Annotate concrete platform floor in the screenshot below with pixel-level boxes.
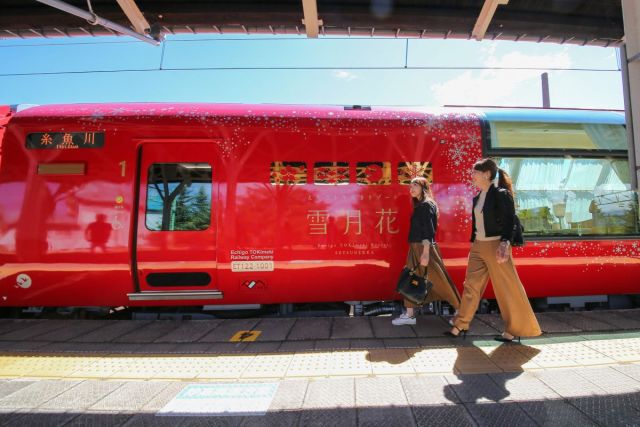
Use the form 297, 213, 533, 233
0, 310, 638, 426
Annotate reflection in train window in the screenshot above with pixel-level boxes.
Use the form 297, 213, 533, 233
398, 162, 432, 185
145, 163, 212, 231
356, 162, 391, 185
314, 162, 349, 185
498, 157, 640, 237
270, 161, 307, 185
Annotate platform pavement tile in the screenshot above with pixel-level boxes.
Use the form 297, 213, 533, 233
515, 344, 579, 368
89, 381, 171, 411
298, 407, 357, 427
465, 319, 501, 337
250, 318, 296, 342
276, 340, 316, 353
133, 343, 180, 354
0, 320, 69, 341
2, 356, 79, 379
0, 380, 35, 399
407, 347, 459, 374
383, 338, 421, 349
453, 347, 503, 374
136, 381, 186, 411
412, 404, 476, 427
410, 315, 451, 338
358, 406, 416, 427
285, 318, 332, 341
330, 317, 374, 340
545, 341, 617, 366
266, 379, 308, 411
532, 369, 608, 398
164, 343, 213, 354
302, 377, 355, 409
176, 415, 245, 427
356, 376, 408, 407
35, 320, 112, 342
0, 410, 78, 427
582, 310, 640, 330
533, 313, 582, 333
0, 379, 81, 409
474, 314, 505, 333
478, 345, 542, 372
370, 316, 417, 338
466, 401, 537, 427
240, 342, 282, 354
151, 357, 208, 380
349, 339, 386, 350
568, 394, 640, 426
153, 320, 223, 343
108, 359, 167, 379
66, 357, 130, 379
197, 319, 261, 343
401, 375, 459, 405
366, 349, 416, 375
39, 380, 125, 410
581, 338, 640, 363
444, 373, 511, 404
239, 410, 300, 427
314, 339, 350, 350
0, 320, 35, 336
38, 342, 113, 354
546, 312, 618, 332
574, 366, 640, 394
63, 412, 134, 427
241, 354, 293, 379
517, 400, 598, 427
328, 350, 372, 376
613, 363, 640, 382
0, 340, 50, 353
121, 413, 190, 427
285, 352, 333, 377
487, 372, 560, 401
206, 342, 249, 354
70, 321, 152, 343
195, 355, 255, 379
112, 321, 184, 343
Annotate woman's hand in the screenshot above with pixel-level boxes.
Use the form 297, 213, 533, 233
419, 250, 430, 267
496, 241, 510, 264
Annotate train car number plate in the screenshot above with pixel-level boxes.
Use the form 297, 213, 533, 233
231, 261, 274, 272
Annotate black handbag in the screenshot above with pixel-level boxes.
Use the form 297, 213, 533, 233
512, 215, 525, 247
396, 267, 434, 306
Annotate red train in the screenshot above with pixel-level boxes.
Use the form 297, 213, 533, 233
0, 103, 638, 312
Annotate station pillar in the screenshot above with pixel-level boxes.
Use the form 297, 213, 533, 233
622, 0, 640, 191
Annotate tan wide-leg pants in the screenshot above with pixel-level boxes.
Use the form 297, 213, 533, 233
453, 240, 541, 337
404, 242, 461, 310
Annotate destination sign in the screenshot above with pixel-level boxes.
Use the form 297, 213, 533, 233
26, 132, 105, 149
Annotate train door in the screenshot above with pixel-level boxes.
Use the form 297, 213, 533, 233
130, 142, 221, 302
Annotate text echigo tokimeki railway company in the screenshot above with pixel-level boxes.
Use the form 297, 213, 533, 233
0, 103, 638, 316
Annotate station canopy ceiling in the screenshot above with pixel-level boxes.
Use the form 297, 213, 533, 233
0, 0, 624, 47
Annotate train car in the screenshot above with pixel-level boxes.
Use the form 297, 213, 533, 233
0, 103, 638, 312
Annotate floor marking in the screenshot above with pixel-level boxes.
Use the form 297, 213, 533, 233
230, 330, 261, 342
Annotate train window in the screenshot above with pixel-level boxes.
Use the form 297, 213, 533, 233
398, 162, 432, 185
270, 161, 307, 185
498, 157, 640, 237
489, 122, 627, 150
145, 163, 212, 231
314, 162, 349, 185
356, 162, 391, 185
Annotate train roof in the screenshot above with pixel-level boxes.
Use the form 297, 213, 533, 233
9, 103, 626, 125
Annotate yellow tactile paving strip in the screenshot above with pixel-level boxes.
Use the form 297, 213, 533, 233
0, 335, 639, 381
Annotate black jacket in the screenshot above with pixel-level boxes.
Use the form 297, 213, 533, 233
470, 185, 516, 243
408, 200, 438, 243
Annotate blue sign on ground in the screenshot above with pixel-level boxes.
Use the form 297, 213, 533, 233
158, 382, 279, 416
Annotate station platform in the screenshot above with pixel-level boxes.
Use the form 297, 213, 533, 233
0, 309, 639, 426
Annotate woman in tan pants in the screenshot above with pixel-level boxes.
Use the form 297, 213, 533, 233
446, 159, 541, 342
392, 177, 461, 326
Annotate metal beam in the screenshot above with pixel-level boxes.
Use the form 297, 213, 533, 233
622, 0, 640, 191
301, 0, 323, 38
116, 0, 150, 35
472, 0, 509, 41
35, 0, 159, 45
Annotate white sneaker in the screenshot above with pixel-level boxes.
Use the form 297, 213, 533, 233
392, 313, 416, 326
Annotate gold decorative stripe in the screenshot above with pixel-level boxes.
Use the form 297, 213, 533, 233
37, 163, 86, 175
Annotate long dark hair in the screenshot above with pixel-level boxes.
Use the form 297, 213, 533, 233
411, 177, 438, 215
473, 158, 514, 196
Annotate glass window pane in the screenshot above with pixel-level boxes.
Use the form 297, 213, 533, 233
270, 161, 307, 185
356, 162, 391, 185
490, 122, 627, 150
498, 157, 639, 237
145, 163, 212, 231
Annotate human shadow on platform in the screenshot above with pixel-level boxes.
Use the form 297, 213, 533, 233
443, 344, 541, 404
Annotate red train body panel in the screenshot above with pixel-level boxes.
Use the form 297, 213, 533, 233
0, 103, 638, 308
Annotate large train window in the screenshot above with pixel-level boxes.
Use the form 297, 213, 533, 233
270, 161, 307, 185
489, 122, 627, 150
145, 163, 212, 231
398, 162, 432, 185
498, 157, 639, 237
356, 162, 391, 185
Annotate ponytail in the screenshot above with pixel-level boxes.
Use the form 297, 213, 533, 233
497, 168, 514, 196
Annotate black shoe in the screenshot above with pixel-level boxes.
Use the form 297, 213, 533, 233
494, 334, 520, 343
443, 326, 468, 340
